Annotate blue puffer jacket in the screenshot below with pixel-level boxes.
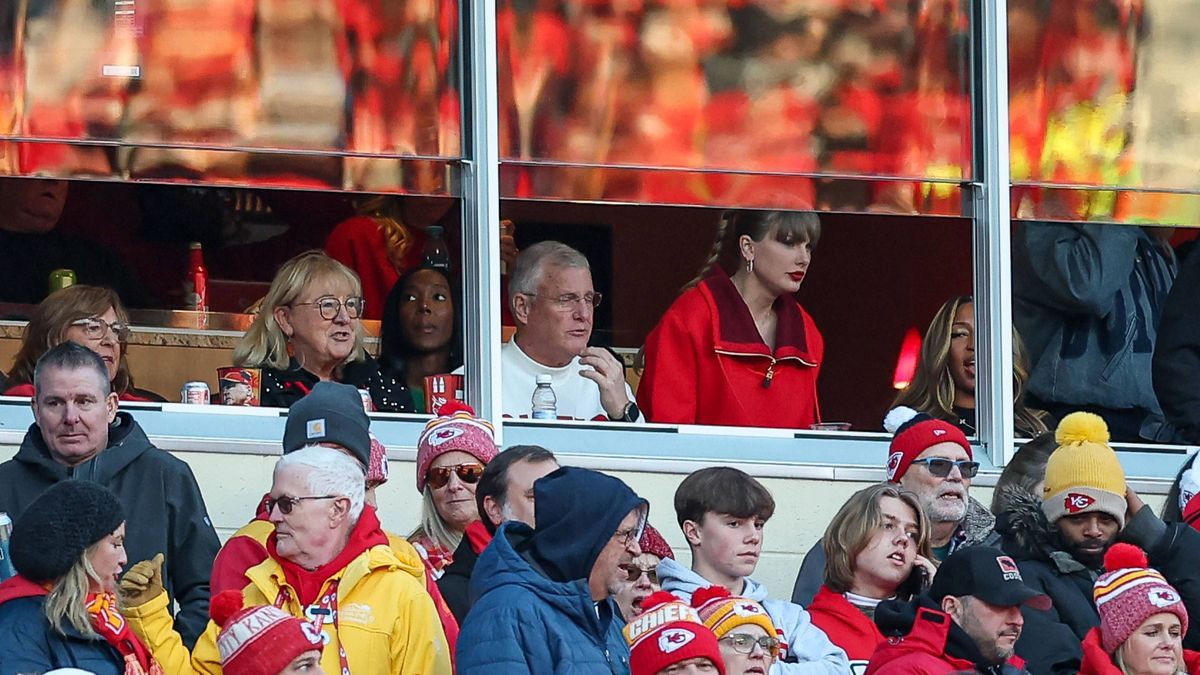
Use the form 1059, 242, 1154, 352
0, 595, 125, 675
457, 467, 647, 675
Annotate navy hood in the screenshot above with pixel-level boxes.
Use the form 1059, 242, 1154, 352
520, 466, 647, 584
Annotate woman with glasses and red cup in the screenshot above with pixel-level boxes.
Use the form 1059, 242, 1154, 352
4, 284, 164, 401
410, 401, 499, 578
613, 523, 675, 621
233, 250, 413, 411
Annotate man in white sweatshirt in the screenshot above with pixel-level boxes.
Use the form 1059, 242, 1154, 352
501, 241, 643, 423
660, 466, 850, 675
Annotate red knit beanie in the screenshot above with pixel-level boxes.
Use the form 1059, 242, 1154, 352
211, 590, 325, 675
639, 523, 675, 561
415, 401, 499, 492
883, 406, 972, 482
625, 592, 725, 675
1093, 544, 1189, 654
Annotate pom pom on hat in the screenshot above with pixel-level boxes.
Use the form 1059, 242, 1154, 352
882, 406, 971, 482
438, 400, 475, 417
1093, 544, 1187, 654
884, 406, 921, 434
691, 585, 731, 608
210, 590, 246, 627
1056, 412, 1110, 446
1042, 411, 1126, 527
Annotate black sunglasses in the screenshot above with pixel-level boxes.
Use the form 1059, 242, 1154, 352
426, 463, 484, 489
265, 495, 337, 515
910, 458, 980, 478
619, 564, 658, 584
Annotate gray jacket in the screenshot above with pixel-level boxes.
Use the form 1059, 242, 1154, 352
1013, 221, 1175, 414
791, 496, 995, 606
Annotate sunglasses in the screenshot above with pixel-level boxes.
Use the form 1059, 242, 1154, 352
619, 564, 658, 584
720, 634, 781, 658
426, 463, 484, 489
910, 458, 980, 479
265, 495, 337, 515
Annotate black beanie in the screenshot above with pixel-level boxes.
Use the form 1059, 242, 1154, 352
282, 381, 371, 470
11, 480, 125, 583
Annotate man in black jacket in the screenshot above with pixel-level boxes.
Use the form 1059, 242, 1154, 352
995, 412, 1200, 675
0, 342, 219, 647
437, 444, 558, 622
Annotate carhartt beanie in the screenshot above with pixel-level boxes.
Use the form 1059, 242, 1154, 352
11, 480, 124, 583
1042, 412, 1127, 527
283, 381, 371, 470
1093, 544, 1187, 654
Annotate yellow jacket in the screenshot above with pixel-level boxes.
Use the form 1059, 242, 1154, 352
124, 543, 452, 675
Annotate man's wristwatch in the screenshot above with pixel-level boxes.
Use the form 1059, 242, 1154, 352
619, 401, 641, 423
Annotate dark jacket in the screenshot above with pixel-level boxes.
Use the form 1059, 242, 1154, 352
793, 496, 996, 606
259, 355, 414, 412
1153, 243, 1200, 443
438, 531, 481, 624
456, 467, 646, 674
0, 578, 125, 675
867, 595, 1032, 675
0, 412, 220, 648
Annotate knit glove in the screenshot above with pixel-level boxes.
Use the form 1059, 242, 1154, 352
119, 553, 165, 608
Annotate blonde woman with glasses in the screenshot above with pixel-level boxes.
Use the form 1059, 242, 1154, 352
234, 250, 413, 411
4, 284, 163, 401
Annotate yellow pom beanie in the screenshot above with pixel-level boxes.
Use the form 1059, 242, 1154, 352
1042, 412, 1127, 527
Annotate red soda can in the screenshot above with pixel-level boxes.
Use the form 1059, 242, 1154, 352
358, 389, 375, 412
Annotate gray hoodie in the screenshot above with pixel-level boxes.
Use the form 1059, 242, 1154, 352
657, 558, 849, 675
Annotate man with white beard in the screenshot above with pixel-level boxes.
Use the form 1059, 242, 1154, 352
792, 407, 995, 605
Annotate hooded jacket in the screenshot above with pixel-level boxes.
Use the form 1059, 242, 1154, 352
638, 269, 824, 428
1153, 244, 1200, 444
123, 507, 452, 675
658, 557, 850, 675
456, 467, 647, 675
867, 595, 1032, 675
0, 412, 219, 648
793, 496, 996, 606
0, 576, 126, 674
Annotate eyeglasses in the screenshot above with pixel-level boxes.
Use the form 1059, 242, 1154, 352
619, 564, 657, 584
910, 458, 980, 479
425, 463, 484, 489
265, 495, 338, 515
527, 292, 602, 312
292, 296, 365, 320
612, 522, 645, 549
70, 317, 130, 342
720, 634, 781, 658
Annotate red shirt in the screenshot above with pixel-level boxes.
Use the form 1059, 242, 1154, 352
638, 269, 823, 428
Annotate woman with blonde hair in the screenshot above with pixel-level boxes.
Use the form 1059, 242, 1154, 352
0, 481, 163, 674
807, 483, 936, 670
892, 295, 1047, 437
4, 284, 162, 401
233, 250, 412, 411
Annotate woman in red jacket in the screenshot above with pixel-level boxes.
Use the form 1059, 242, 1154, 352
638, 209, 824, 428
807, 484, 936, 670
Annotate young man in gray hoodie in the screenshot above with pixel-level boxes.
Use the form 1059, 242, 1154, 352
658, 466, 849, 675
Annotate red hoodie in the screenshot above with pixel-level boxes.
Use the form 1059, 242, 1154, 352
808, 586, 886, 668
1079, 627, 1200, 675
866, 605, 1027, 675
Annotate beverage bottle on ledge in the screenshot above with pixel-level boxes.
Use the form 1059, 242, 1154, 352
531, 374, 557, 420
185, 241, 209, 312
422, 225, 451, 271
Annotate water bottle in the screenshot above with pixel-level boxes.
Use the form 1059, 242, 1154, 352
0, 512, 15, 581
422, 225, 451, 271
531, 374, 557, 420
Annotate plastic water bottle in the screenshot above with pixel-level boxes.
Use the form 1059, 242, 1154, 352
531, 374, 557, 420
422, 225, 451, 271
0, 512, 14, 581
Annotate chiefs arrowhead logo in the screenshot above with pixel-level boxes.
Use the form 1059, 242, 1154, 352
733, 603, 762, 617
658, 628, 695, 654
886, 452, 905, 481
429, 427, 465, 447
1149, 589, 1180, 608
933, 429, 946, 436
1064, 493, 1095, 513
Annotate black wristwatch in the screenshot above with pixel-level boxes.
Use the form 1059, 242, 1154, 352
619, 401, 641, 423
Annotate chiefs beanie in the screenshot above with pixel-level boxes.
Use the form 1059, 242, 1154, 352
882, 406, 972, 482
1093, 544, 1187, 654
1042, 412, 1127, 528
624, 591, 724, 675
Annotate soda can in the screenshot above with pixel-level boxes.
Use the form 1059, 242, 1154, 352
358, 388, 375, 412
0, 512, 15, 581
181, 381, 211, 405
49, 268, 77, 293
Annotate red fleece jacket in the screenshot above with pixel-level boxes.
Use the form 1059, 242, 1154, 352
808, 586, 886, 667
